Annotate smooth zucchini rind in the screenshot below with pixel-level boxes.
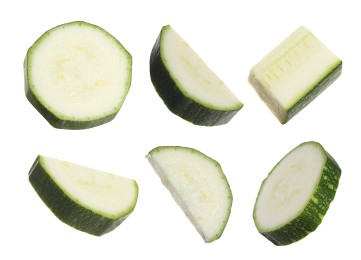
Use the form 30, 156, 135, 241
150, 25, 243, 126
146, 146, 232, 242
253, 141, 341, 245
249, 26, 342, 124
29, 155, 138, 236
24, 21, 132, 129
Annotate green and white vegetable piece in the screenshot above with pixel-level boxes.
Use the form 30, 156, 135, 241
150, 25, 243, 126
24, 21, 132, 129
29, 155, 138, 236
253, 141, 341, 245
248, 26, 342, 124
146, 146, 232, 242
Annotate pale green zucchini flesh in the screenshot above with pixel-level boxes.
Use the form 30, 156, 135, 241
146, 146, 232, 242
29, 155, 138, 236
150, 25, 243, 126
253, 141, 341, 245
249, 26, 342, 124
24, 21, 132, 129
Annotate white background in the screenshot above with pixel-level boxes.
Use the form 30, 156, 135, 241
1, 0, 358, 259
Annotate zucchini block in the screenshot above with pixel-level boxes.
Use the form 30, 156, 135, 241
248, 26, 342, 124
146, 146, 232, 242
29, 155, 138, 236
253, 141, 341, 245
150, 25, 243, 126
24, 21, 132, 129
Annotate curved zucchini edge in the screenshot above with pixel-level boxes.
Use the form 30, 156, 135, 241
149, 28, 242, 126
24, 21, 132, 130
24, 65, 118, 130
253, 142, 341, 245
147, 146, 233, 242
29, 155, 138, 236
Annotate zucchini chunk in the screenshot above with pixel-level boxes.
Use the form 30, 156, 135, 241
150, 25, 243, 126
24, 21, 132, 129
253, 141, 341, 245
29, 155, 138, 236
146, 146, 232, 242
248, 26, 342, 124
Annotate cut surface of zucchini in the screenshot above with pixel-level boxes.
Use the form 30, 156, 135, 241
150, 25, 243, 126
253, 141, 341, 245
249, 26, 342, 124
24, 21, 132, 129
146, 146, 232, 242
29, 155, 138, 236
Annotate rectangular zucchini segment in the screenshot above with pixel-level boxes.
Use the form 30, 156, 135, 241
249, 26, 342, 124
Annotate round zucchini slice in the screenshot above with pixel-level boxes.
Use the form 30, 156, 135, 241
253, 141, 341, 245
24, 21, 132, 129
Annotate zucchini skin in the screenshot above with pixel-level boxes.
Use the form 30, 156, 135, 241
24, 21, 132, 130
249, 61, 342, 125
24, 60, 117, 130
28, 156, 136, 236
149, 27, 242, 126
286, 61, 343, 123
147, 146, 233, 243
254, 142, 341, 246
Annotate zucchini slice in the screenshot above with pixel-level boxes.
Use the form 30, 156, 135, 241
253, 141, 341, 245
146, 146, 232, 242
24, 21, 132, 129
248, 26, 342, 124
150, 25, 243, 126
29, 155, 138, 236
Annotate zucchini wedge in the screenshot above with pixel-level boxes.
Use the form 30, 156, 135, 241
24, 21, 132, 129
150, 25, 243, 126
248, 26, 342, 124
253, 141, 341, 245
146, 146, 232, 242
29, 155, 138, 236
